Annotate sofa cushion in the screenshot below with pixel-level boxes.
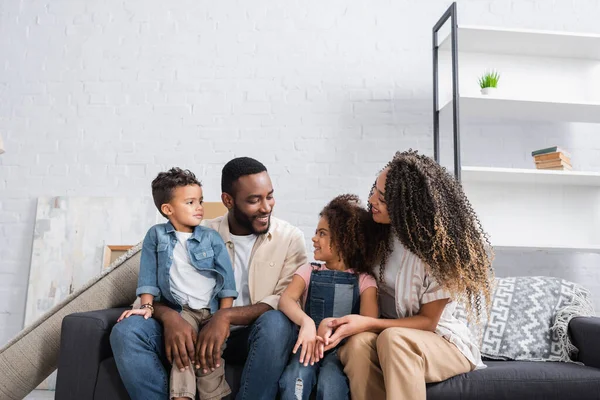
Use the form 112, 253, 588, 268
427, 360, 600, 400
455, 276, 595, 362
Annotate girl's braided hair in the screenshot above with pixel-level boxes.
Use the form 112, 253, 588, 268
369, 150, 494, 321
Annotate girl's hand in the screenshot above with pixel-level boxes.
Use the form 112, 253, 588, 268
324, 314, 373, 351
314, 336, 325, 362
117, 307, 152, 322
294, 318, 317, 366
317, 317, 335, 347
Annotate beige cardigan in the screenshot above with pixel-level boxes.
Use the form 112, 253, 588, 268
202, 213, 307, 310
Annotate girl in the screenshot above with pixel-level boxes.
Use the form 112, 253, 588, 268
325, 150, 495, 400
278, 195, 379, 400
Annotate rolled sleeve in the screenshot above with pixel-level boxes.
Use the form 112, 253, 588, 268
136, 285, 160, 298
218, 289, 239, 299
259, 294, 280, 310
421, 273, 452, 304
137, 227, 162, 299
209, 229, 238, 299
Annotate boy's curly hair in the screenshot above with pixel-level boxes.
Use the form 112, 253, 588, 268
152, 167, 202, 218
369, 150, 494, 322
319, 194, 379, 276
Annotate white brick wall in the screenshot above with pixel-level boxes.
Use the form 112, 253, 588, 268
2, 0, 600, 345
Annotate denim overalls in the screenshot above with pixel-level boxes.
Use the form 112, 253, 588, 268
279, 264, 360, 400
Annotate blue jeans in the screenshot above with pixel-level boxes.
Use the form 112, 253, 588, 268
110, 310, 295, 400
279, 349, 349, 400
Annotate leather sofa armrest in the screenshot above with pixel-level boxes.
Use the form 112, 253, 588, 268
55, 308, 128, 400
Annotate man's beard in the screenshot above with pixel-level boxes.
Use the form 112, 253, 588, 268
232, 203, 270, 235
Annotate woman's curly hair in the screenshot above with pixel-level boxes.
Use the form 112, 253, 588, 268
370, 150, 494, 322
319, 194, 379, 276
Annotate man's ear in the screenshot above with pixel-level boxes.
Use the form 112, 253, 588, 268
161, 203, 172, 216
221, 192, 234, 210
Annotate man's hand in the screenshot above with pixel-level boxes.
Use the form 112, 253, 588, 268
195, 311, 231, 373
163, 312, 196, 372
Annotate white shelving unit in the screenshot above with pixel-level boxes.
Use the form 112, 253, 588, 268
489, 243, 600, 254
439, 25, 600, 60
435, 20, 600, 253
439, 96, 600, 124
461, 166, 600, 186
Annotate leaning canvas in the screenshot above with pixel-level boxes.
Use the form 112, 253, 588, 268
25, 196, 160, 390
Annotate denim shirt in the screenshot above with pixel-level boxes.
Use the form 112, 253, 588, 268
136, 221, 238, 313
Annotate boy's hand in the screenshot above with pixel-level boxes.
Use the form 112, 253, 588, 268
117, 307, 152, 322
294, 318, 317, 367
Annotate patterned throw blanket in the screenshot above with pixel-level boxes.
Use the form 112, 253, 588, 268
455, 276, 595, 363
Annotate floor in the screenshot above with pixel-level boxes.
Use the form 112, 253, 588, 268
24, 390, 54, 399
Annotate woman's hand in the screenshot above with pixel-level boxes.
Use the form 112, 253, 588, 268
314, 317, 334, 360
117, 307, 152, 322
294, 318, 318, 366
324, 314, 374, 351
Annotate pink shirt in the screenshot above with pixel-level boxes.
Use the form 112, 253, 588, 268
294, 263, 377, 306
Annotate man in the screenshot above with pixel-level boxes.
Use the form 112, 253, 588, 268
110, 157, 307, 399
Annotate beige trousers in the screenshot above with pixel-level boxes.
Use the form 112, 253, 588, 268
170, 307, 231, 400
338, 327, 473, 400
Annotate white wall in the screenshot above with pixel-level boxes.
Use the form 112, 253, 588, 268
2, 0, 600, 346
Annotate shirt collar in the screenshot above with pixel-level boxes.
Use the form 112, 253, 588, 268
165, 220, 202, 240
165, 221, 176, 234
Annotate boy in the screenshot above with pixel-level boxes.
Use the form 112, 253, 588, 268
118, 167, 237, 400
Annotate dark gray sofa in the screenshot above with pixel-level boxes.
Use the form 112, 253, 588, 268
55, 308, 600, 400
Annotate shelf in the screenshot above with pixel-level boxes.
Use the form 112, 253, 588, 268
492, 243, 600, 253
461, 166, 600, 186
439, 25, 600, 60
439, 96, 600, 124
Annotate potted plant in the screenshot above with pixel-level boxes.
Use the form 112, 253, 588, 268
478, 70, 500, 95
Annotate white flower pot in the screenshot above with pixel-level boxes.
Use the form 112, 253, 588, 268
480, 87, 497, 95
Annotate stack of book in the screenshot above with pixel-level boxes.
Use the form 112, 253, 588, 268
531, 146, 572, 170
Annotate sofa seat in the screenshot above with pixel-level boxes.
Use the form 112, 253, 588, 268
56, 308, 600, 400
427, 360, 600, 400
88, 357, 600, 400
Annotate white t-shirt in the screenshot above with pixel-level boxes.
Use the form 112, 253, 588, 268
230, 233, 257, 308
169, 231, 216, 310
375, 237, 485, 369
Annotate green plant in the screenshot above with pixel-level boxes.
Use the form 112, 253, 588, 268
478, 70, 500, 89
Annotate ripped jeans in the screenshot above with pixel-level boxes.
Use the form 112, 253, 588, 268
278, 348, 349, 400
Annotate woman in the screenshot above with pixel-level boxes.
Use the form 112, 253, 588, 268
322, 150, 494, 400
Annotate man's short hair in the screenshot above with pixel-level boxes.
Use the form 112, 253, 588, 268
221, 157, 267, 195
152, 167, 202, 217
